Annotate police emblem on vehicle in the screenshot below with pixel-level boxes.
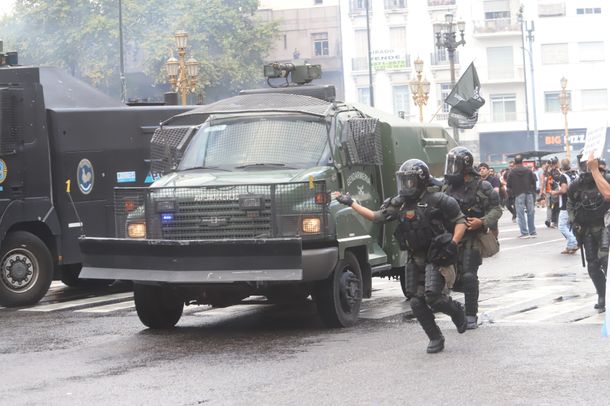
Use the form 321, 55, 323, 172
77, 158, 94, 195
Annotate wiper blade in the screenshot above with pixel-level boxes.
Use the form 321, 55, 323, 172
235, 163, 290, 169
182, 166, 231, 172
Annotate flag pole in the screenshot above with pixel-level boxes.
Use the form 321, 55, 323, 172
429, 103, 444, 123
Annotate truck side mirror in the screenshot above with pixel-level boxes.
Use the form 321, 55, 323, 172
343, 117, 382, 166
0, 87, 24, 155
150, 125, 197, 174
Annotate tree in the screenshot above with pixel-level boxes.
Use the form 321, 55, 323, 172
0, 0, 276, 102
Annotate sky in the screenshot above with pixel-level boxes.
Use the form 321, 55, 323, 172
0, 0, 15, 17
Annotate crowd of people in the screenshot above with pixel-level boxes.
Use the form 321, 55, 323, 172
335, 147, 609, 354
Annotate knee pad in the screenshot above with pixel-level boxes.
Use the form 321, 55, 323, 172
409, 295, 425, 313
424, 263, 445, 295
461, 271, 478, 291
404, 261, 420, 298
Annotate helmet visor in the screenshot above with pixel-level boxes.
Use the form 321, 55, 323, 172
396, 172, 421, 196
444, 154, 464, 176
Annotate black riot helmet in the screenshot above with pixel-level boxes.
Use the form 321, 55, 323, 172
444, 146, 477, 185
396, 159, 430, 201
576, 148, 597, 183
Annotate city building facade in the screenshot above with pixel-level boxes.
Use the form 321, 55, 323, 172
258, 0, 345, 99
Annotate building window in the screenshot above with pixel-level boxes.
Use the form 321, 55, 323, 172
389, 27, 407, 51
312, 32, 329, 56
385, 0, 406, 9
582, 89, 608, 110
578, 41, 604, 61
576, 7, 601, 14
545, 91, 571, 112
490, 94, 516, 121
350, 0, 371, 13
314, 0, 323, 4
358, 87, 371, 105
541, 43, 569, 64
393, 85, 410, 116
483, 0, 510, 20
538, 1, 566, 17
440, 83, 452, 113
487, 46, 513, 79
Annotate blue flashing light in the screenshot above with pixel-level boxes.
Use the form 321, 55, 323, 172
161, 213, 174, 223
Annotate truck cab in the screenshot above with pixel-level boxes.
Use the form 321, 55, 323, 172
79, 84, 456, 328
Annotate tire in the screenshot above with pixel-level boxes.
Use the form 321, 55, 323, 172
314, 251, 363, 328
0, 231, 54, 307
134, 284, 184, 329
60, 264, 113, 288
399, 267, 408, 298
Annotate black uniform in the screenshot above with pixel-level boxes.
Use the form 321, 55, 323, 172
567, 171, 610, 311
445, 177, 502, 320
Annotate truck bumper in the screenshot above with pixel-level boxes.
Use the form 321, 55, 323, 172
79, 237, 337, 283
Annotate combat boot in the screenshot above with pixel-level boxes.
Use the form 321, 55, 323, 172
426, 334, 445, 354
594, 295, 605, 312
466, 315, 478, 330
451, 301, 468, 333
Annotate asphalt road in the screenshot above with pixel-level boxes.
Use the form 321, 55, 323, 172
3, 208, 610, 405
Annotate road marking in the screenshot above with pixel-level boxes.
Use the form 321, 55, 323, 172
501, 296, 594, 323
574, 312, 605, 324
75, 300, 135, 314
190, 304, 272, 318
501, 238, 564, 251
19, 292, 133, 312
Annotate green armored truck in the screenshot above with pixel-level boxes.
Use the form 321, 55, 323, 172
79, 67, 456, 329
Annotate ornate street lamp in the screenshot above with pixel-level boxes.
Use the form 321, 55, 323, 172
435, 13, 466, 141
165, 31, 200, 105
409, 57, 430, 123
559, 76, 570, 161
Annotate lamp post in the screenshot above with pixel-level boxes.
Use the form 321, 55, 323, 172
559, 76, 570, 161
434, 13, 466, 141
409, 57, 430, 123
165, 31, 200, 106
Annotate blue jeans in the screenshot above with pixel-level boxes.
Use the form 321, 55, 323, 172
515, 193, 536, 236
558, 209, 578, 249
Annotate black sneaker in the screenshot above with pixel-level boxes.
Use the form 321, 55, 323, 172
427, 336, 445, 354
545, 220, 551, 228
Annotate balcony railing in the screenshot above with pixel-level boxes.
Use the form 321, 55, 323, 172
473, 18, 521, 34
430, 50, 459, 66
428, 0, 455, 6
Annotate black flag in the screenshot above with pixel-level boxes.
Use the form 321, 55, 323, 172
445, 62, 485, 129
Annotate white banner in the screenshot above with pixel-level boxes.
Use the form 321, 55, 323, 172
581, 125, 607, 161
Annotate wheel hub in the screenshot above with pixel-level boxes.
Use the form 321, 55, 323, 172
2, 252, 36, 291
339, 269, 361, 311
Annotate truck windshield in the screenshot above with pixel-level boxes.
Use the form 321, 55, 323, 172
178, 115, 329, 170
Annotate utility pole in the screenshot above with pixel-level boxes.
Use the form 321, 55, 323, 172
365, 0, 374, 106
518, 6, 531, 149
526, 21, 538, 151
118, 0, 127, 103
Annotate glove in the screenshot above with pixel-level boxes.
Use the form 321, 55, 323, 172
335, 193, 354, 207
438, 241, 458, 265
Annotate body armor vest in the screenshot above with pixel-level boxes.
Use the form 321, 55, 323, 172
448, 179, 485, 219
573, 182, 608, 226
394, 193, 447, 253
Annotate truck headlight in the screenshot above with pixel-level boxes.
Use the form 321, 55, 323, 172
127, 222, 146, 239
302, 217, 321, 234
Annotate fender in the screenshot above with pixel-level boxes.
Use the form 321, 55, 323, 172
0, 198, 60, 240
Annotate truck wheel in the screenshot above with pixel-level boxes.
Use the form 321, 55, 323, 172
0, 231, 53, 307
60, 264, 113, 288
134, 284, 183, 329
314, 251, 362, 328
399, 268, 408, 298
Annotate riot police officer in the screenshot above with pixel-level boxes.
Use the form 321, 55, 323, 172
336, 159, 468, 353
567, 151, 610, 312
443, 147, 502, 329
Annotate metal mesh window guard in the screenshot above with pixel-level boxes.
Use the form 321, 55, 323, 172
344, 118, 383, 165
114, 181, 329, 240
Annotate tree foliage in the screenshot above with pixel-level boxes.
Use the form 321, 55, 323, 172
0, 0, 276, 101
